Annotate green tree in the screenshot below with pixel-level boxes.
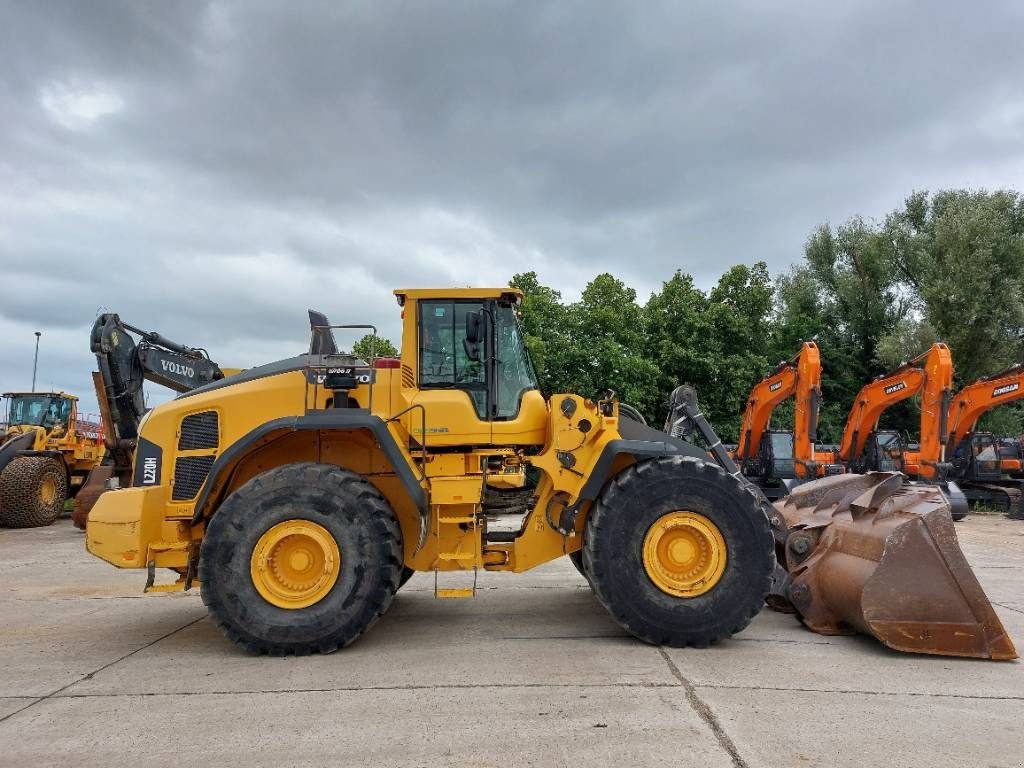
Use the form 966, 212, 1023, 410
567, 274, 661, 417
643, 263, 775, 441
884, 189, 1024, 384
509, 271, 570, 392
352, 333, 398, 359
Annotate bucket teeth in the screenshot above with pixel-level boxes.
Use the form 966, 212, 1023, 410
773, 472, 1017, 660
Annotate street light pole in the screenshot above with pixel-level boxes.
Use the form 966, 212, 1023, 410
31, 331, 41, 392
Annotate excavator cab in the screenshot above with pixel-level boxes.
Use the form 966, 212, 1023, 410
954, 432, 1003, 482
744, 429, 797, 497
858, 429, 906, 473
999, 437, 1023, 477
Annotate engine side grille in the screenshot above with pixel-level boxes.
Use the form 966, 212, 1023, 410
172, 455, 216, 500
178, 411, 219, 450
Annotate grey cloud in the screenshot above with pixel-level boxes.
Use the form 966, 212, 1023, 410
2, 0, 1024, 412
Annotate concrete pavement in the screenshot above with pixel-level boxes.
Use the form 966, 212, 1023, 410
1, 515, 1022, 767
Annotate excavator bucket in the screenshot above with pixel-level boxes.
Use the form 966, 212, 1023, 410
772, 472, 1017, 660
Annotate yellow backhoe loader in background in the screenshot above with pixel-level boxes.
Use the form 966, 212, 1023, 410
0, 391, 105, 527
83, 288, 1016, 660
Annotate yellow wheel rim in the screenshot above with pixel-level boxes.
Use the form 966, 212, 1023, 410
642, 511, 726, 598
39, 477, 56, 506
250, 520, 341, 609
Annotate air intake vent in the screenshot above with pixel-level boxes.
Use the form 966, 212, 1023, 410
172, 455, 216, 500
178, 411, 219, 450
401, 365, 415, 388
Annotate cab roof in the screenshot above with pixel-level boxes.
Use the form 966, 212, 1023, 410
393, 288, 523, 306
2, 391, 76, 399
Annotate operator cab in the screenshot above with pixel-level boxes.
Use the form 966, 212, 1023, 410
760, 430, 796, 480
742, 429, 798, 499
418, 297, 539, 421
955, 432, 1003, 482
3, 392, 75, 435
857, 429, 905, 473
396, 288, 547, 447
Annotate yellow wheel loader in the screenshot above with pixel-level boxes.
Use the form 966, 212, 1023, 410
83, 288, 1016, 659
0, 392, 105, 527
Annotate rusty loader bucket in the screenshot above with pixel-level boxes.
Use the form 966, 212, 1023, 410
771, 472, 1017, 660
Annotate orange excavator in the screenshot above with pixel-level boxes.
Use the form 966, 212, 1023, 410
733, 342, 840, 499
944, 364, 1024, 518
837, 343, 968, 519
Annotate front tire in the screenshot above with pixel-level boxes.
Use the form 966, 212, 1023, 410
583, 456, 773, 647
199, 463, 403, 655
0, 456, 68, 528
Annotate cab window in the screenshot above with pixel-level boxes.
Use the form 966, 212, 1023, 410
494, 305, 539, 419
419, 300, 488, 418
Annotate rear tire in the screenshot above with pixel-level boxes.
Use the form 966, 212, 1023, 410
584, 456, 773, 647
199, 463, 403, 655
0, 456, 68, 528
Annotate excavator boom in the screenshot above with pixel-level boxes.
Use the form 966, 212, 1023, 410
735, 342, 822, 481
838, 343, 952, 475
735, 362, 797, 459
947, 364, 1024, 455
90, 313, 228, 449
74, 314, 234, 528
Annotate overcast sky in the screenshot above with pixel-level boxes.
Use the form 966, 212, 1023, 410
2, 1, 1023, 415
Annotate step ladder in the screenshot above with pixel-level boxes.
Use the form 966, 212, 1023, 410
433, 509, 482, 599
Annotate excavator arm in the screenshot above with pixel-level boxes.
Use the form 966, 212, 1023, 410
905, 343, 954, 480
74, 314, 235, 530
837, 344, 953, 472
791, 342, 822, 478
947, 364, 1024, 457
90, 313, 230, 462
735, 342, 823, 479
735, 362, 797, 459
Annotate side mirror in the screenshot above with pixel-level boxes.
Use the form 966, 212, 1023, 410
463, 311, 483, 362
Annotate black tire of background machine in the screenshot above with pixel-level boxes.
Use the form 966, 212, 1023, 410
583, 455, 774, 647
199, 462, 403, 655
0, 456, 68, 528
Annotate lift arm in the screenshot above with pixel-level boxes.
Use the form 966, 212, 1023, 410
838, 343, 953, 472
947, 363, 1024, 457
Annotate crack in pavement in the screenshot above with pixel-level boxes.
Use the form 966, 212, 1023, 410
658, 647, 748, 768
42, 681, 681, 699
993, 601, 1024, 615
694, 682, 1024, 701
2, 678, 1022, 703
0, 614, 206, 726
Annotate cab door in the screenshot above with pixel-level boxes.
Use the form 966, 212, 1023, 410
406, 299, 492, 446
403, 297, 547, 448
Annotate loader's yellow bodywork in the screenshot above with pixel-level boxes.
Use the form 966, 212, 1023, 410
87, 288, 634, 585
